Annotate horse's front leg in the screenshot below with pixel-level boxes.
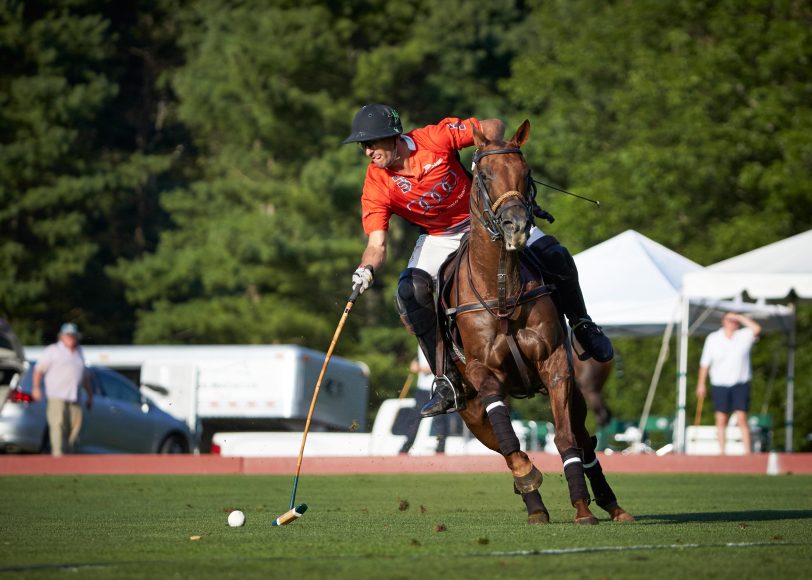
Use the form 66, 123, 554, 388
463, 360, 549, 524
571, 387, 635, 523
539, 345, 599, 525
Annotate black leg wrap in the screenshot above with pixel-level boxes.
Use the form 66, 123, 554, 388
581, 434, 616, 510
482, 395, 520, 456
584, 460, 617, 510
521, 490, 546, 514
583, 435, 598, 465
562, 447, 590, 505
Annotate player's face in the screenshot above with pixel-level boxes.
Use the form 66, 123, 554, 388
360, 137, 398, 169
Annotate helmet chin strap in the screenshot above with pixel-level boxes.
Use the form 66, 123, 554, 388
386, 136, 404, 169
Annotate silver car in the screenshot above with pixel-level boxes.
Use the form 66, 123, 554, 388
0, 361, 193, 454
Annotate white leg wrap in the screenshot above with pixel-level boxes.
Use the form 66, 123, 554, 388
563, 456, 583, 468
485, 400, 506, 414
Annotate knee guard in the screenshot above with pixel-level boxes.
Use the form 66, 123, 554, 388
528, 236, 578, 282
395, 268, 436, 337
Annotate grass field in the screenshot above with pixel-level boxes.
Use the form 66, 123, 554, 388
1, 472, 811, 579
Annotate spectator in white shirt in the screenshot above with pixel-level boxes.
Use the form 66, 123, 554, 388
32, 323, 93, 456
696, 312, 761, 455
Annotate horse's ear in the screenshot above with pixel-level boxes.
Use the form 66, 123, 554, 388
473, 123, 488, 148
509, 119, 531, 147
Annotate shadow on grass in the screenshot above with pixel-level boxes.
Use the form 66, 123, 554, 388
634, 509, 812, 524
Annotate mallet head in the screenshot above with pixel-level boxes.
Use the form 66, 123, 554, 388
272, 503, 308, 526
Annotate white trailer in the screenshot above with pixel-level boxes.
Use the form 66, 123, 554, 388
25, 344, 369, 451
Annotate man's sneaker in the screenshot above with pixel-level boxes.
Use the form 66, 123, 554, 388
572, 318, 614, 363
420, 376, 466, 418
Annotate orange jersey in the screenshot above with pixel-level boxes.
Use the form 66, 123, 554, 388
360, 117, 480, 236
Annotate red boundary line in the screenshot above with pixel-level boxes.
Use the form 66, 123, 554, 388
1, 452, 810, 476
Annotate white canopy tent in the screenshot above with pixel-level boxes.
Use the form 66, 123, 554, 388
575, 230, 789, 336
575, 230, 700, 337
678, 229, 812, 452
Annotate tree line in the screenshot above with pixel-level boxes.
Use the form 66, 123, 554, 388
2, 0, 810, 448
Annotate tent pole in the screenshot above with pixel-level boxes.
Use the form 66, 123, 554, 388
785, 301, 796, 452
675, 294, 690, 453
637, 316, 675, 438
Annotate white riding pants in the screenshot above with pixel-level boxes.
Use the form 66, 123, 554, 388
407, 226, 545, 282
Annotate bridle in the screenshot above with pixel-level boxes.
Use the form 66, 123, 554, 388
449, 146, 556, 396
470, 147, 538, 241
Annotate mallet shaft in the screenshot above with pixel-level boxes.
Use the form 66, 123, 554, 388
289, 286, 361, 510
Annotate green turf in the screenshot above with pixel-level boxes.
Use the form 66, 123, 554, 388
1, 472, 810, 579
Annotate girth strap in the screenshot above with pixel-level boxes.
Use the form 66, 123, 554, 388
450, 283, 554, 318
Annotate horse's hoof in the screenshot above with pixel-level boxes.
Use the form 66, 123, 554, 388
605, 503, 635, 522
611, 509, 635, 523
527, 511, 550, 525
574, 515, 599, 525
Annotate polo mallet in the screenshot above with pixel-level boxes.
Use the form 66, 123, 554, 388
694, 392, 705, 426
273, 284, 362, 526
398, 371, 414, 399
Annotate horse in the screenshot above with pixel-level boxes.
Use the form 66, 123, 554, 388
574, 348, 614, 430
438, 120, 632, 524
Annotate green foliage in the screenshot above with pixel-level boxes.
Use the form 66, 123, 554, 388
506, 0, 812, 260
0, 0, 184, 343
3, 0, 811, 447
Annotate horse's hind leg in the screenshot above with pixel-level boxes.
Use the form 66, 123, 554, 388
540, 346, 598, 525
459, 380, 550, 524
571, 388, 635, 522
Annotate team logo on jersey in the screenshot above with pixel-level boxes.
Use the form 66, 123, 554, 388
423, 159, 442, 173
446, 121, 466, 130
391, 175, 412, 193
406, 169, 460, 216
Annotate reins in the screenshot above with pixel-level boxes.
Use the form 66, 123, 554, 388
452, 145, 556, 396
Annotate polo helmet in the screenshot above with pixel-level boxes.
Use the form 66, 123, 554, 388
342, 104, 403, 144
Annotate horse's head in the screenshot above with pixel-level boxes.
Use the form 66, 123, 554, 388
471, 120, 534, 251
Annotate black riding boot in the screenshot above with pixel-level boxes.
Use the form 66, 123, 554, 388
395, 268, 467, 418
527, 236, 613, 363
420, 365, 466, 418
558, 277, 614, 363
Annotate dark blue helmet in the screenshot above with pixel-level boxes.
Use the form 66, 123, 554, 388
343, 104, 403, 144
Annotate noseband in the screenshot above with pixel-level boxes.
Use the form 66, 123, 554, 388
471, 147, 536, 241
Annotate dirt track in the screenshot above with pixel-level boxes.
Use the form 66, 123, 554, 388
1, 452, 810, 476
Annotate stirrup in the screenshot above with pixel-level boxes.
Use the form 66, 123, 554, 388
439, 373, 467, 412
420, 375, 466, 417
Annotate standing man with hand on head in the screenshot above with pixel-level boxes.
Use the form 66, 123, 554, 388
31, 323, 93, 456
696, 312, 762, 455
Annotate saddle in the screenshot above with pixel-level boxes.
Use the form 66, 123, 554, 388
435, 234, 558, 398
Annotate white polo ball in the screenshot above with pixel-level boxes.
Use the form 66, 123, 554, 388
228, 510, 246, 527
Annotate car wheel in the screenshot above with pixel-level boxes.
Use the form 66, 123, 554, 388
158, 434, 188, 454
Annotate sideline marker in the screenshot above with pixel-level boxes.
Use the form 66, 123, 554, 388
766, 452, 780, 476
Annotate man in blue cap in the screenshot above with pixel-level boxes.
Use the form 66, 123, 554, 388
32, 323, 93, 456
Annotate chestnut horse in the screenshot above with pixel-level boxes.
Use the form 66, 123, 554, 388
440, 120, 632, 524
574, 347, 614, 430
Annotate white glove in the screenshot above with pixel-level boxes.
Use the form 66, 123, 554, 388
352, 265, 374, 294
